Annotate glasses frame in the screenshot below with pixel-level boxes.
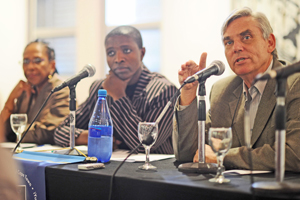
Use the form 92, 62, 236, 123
22, 57, 45, 65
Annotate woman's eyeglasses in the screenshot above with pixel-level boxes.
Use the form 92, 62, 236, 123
23, 58, 45, 65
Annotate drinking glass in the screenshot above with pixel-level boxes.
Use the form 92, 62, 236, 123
208, 127, 232, 183
10, 114, 27, 150
138, 122, 158, 170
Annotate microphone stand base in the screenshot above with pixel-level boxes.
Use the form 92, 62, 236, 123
252, 181, 300, 195
13, 149, 23, 154
178, 162, 217, 174
51, 147, 86, 157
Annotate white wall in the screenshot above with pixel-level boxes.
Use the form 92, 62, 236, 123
0, 0, 28, 110
75, 0, 106, 104
161, 0, 232, 106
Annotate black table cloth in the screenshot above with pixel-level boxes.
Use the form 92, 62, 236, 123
45, 158, 300, 200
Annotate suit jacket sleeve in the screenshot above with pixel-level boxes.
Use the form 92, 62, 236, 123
173, 97, 198, 162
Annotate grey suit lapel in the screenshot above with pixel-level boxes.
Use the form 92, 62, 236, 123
227, 75, 276, 147
229, 83, 245, 146
251, 77, 276, 146
226, 59, 283, 147
251, 59, 284, 146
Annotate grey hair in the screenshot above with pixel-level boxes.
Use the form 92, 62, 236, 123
221, 7, 277, 59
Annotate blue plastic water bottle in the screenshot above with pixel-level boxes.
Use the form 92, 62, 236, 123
88, 89, 113, 163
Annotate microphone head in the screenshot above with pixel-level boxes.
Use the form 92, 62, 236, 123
253, 73, 264, 85
84, 64, 96, 77
211, 60, 225, 75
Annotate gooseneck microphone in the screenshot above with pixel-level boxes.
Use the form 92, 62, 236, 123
184, 60, 225, 84
253, 60, 300, 84
52, 64, 96, 92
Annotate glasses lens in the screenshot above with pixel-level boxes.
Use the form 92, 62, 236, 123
23, 58, 44, 65
23, 59, 30, 65
33, 58, 43, 64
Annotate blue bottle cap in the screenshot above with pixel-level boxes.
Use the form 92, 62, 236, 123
98, 89, 107, 97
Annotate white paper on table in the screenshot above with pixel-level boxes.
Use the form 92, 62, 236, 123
23, 144, 63, 152
110, 149, 175, 162
0, 142, 37, 149
224, 169, 272, 175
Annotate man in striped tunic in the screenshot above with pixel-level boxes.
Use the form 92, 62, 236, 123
54, 26, 177, 154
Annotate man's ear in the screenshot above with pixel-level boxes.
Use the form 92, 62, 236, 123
140, 47, 146, 61
267, 33, 276, 54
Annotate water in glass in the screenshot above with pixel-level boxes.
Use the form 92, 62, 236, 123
10, 114, 27, 149
208, 127, 232, 183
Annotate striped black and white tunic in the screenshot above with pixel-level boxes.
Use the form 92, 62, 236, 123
54, 66, 178, 154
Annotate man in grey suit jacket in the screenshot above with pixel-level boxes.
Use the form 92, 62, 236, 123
173, 7, 300, 171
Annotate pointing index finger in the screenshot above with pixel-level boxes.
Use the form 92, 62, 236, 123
199, 52, 207, 70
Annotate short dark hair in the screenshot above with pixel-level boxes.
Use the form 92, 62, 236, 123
105, 26, 143, 49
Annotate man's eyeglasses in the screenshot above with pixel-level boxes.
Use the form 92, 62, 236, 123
23, 58, 45, 65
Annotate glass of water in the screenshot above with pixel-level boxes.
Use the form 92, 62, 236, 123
138, 122, 158, 170
208, 127, 232, 183
10, 114, 27, 149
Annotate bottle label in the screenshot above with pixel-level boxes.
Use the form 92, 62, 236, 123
88, 125, 112, 137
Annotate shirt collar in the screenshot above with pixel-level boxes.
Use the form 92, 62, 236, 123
243, 59, 273, 98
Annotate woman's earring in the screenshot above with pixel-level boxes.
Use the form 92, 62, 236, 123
48, 74, 53, 79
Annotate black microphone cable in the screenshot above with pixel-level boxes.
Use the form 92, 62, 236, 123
13, 91, 54, 153
107, 141, 145, 200
245, 101, 255, 200
108, 133, 155, 200
244, 89, 255, 200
